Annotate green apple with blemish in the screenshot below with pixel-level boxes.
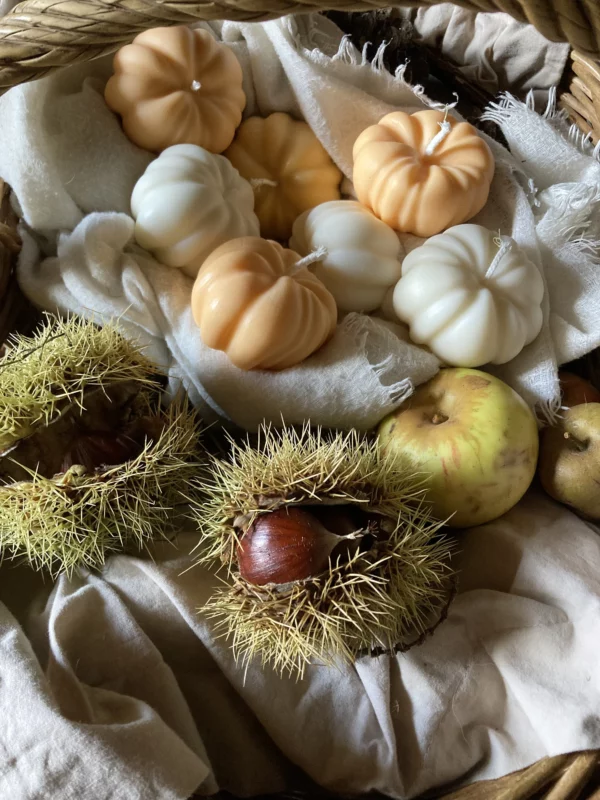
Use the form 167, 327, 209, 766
378, 368, 539, 527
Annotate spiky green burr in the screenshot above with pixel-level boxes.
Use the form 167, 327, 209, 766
0, 315, 201, 575
192, 424, 454, 678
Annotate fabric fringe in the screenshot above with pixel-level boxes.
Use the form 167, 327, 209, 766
482, 89, 566, 126
537, 395, 563, 427
331, 35, 428, 104
483, 89, 600, 164
331, 34, 359, 66
343, 314, 417, 408
481, 92, 529, 127
541, 182, 600, 262
482, 91, 600, 263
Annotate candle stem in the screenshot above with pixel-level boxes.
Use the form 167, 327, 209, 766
291, 246, 328, 274
485, 238, 512, 280
424, 121, 452, 157
250, 178, 278, 189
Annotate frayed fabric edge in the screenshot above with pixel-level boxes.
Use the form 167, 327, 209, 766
296, 24, 469, 114
537, 394, 563, 427
343, 314, 417, 410
482, 88, 600, 163
330, 35, 435, 105
539, 181, 600, 261
482, 87, 564, 123
330, 33, 471, 113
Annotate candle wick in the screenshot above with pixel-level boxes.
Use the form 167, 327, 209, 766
250, 177, 278, 189
291, 246, 328, 274
191, 80, 202, 92
424, 120, 452, 157
485, 237, 512, 280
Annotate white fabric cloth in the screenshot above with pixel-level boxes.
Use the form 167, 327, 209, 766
482, 95, 600, 373
18, 212, 439, 429
2, 492, 600, 800
399, 3, 570, 96
5, 15, 597, 426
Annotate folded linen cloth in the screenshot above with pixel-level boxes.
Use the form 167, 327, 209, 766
398, 3, 570, 96
2, 492, 600, 800
18, 211, 440, 429
5, 15, 598, 428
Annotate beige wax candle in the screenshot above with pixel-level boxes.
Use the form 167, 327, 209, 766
105, 26, 245, 154
352, 109, 495, 238
224, 113, 342, 241
191, 237, 337, 371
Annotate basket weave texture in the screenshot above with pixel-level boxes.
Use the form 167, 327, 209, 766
0, 0, 598, 93
561, 51, 600, 143
0, 2, 599, 799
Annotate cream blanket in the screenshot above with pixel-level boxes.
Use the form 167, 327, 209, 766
1, 493, 600, 799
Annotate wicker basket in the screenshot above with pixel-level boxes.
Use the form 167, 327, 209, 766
0, 1, 599, 798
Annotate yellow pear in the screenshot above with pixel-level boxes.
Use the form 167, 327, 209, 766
539, 403, 600, 520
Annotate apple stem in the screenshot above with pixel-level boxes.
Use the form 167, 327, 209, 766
563, 431, 588, 452
431, 413, 448, 425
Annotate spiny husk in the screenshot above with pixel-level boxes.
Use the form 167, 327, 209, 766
0, 314, 158, 452
0, 314, 202, 576
0, 401, 200, 576
192, 424, 454, 678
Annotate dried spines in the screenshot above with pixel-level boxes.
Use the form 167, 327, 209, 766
0, 314, 202, 575
0, 400, 201, 576
192, 424, 454, 678
0, 315, 159, 451
193, 423, 429, 567
203, 509, 451, 678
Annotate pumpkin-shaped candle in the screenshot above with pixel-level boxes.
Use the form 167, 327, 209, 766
105, 26, 245, 154
192, 237, 338, 370
225, 113, 343, 241
290, 201, 403, 313
131, 144, 259, 278
352, 110, 494, 237
392, 224, 544, 367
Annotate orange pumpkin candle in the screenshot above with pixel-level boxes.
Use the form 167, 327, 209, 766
225, 113, 343, 241
105, 26, 245, 154
191, 237, 337, 370
352, 109, 495, 238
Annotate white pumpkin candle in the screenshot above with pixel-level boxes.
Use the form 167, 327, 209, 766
131, 144, 259, 278
392, 224, 544, 367
290, 200, 403, 313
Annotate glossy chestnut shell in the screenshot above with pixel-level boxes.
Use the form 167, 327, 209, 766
237, 506, 347, 586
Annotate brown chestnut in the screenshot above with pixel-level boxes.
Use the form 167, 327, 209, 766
237, 506, 357, 586
61, 431, 142, 474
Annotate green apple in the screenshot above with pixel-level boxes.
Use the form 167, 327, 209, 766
539, 403, 600, 520
378, 368, 539, 527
